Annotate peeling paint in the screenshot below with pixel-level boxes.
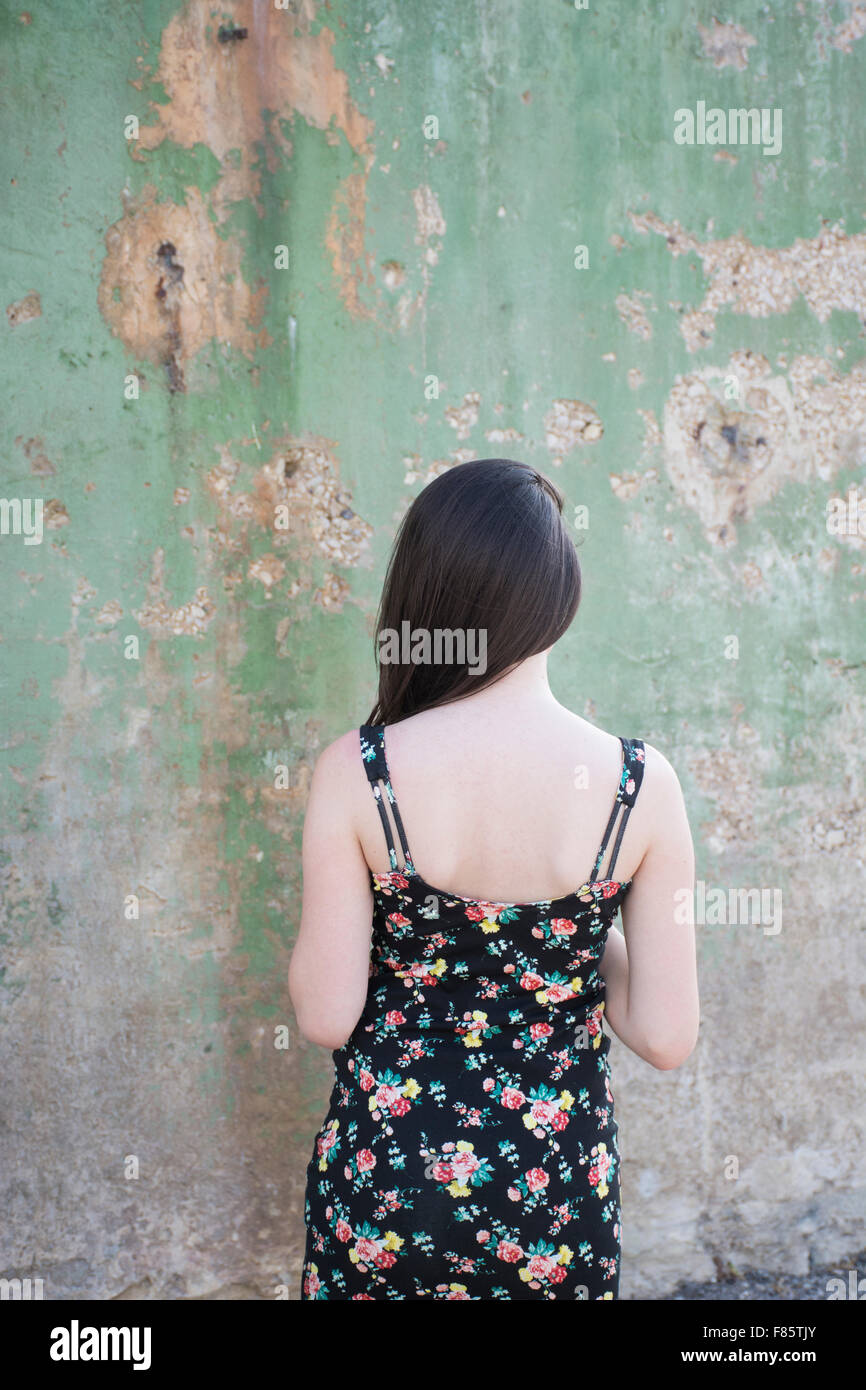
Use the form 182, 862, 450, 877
616, 290, 654, 340
697, 17, 757, 69
444, 390, 481, 441
662, 350, 866, 545
630, 212, 866, 351
98, 184, 270, 375
543, 398, 604, 466
6, 290, 41, 326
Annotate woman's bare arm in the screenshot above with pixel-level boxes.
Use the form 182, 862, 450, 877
288, 732, 374, 1050
598, 744, 699, 1069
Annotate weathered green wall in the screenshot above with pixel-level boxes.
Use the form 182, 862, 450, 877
2, 0, 864, 1298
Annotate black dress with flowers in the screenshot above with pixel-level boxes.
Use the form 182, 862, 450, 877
301, 724, 646, 1300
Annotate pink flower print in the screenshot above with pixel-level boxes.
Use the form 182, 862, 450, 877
530, 1022, 554, 1040
335, 1219, 352, 1242
551, 1109, 569, 1132
385, 1010, 405, 1025
375, 1084, 402, 1111
544, 982, 575, 1003
358, 1069, 375, 1092
525, 1167, 549, 1193
476, 1230, 491, 1244
431, 1161, 454, 1182
501, 1086, 526, 1110
354, 1236, 380, 1265
507, 1186, 521, 1201
529, 1099, 557, 1126
550, 917, 577, 936
356, 1149, 376, 1172
303, 1266, 321, 1297
450, 1149, 481, 1184
496, 1240, 524, 1263
520, 971, 544, 992
387, 912, 411, 930
526, 1254, 556, 1281
389, 1095, 411, 1117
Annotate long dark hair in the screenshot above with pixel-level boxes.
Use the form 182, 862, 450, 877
367, 458, 581, 725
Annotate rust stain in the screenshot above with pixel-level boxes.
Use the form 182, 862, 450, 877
98, 185, 269, 380
629, 212, 866, 352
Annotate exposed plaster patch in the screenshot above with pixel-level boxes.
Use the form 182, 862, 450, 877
133, 0, 374, 217
134, 550, 216, 636
413, 185, 447, 261
662, 350, 866, 545
6, 291, 41, 327
94, 600, 124, 627
247, 554, 286, 591
402, 455, 456, 486
616, 290, 654, 340
688, 729, 769, 857
697, 17, 757, 69
207, 436, 372, 573
543, 399, 604, 466
444, 391, 480, 441
485, 426, 524, 443
98, 185, 269, 380
629, 211, 866, 352
390, 186, 447, 331
823, 0, 866, 53
313, 573, 351, 611
628, 368, 645, 391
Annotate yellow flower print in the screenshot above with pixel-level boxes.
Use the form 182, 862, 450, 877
559, 1091, 574, 1110
480, 919, 500, 933
447, 1181, 471, 1197
402, 1078, 421, 1098
557, 1245, 573, 1265
462, 1011, 489, 1047
602, 1291, 613, 1300
383, 1231, 404, 1251
429, 958, 447, 977
535, 990, 549, 1004
570, 976, 584, 993
522, 1112, 537, 1130
517, 1267, 533, 1282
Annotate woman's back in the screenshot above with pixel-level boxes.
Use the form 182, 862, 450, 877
354, 692, 651, 904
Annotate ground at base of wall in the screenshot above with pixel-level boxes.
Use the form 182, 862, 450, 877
657, 1248, 866, 1301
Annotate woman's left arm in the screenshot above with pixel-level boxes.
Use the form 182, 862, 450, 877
288, 733, 374, 1049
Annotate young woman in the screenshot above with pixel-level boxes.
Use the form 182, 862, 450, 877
289, 458, 698, 1300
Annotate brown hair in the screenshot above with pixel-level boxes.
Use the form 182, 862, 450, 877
367, 458, 581, 725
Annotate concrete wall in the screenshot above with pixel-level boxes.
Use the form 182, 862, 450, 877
1, 0, 864, 1299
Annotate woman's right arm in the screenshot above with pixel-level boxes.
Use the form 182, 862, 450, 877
598, 744, 699, 1070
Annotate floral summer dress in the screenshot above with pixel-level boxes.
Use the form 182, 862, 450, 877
301, 724, 646, 1301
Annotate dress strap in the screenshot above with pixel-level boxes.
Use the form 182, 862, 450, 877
589, 737, 646, 883
359, 724, 415, 873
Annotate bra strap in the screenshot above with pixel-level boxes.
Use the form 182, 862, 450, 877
359, 724, 415, 873
589, 737, 646, 882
